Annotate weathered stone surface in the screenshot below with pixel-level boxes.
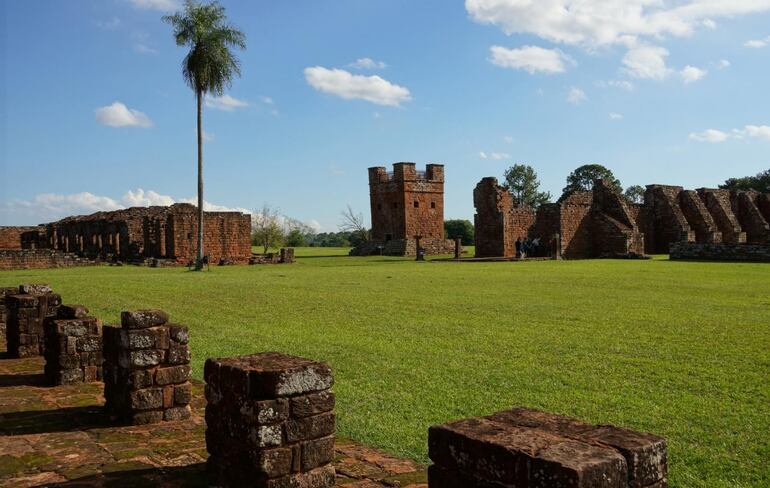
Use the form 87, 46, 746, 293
206, 352, 336, 487
169, 324, 189, 344
43, 307, 103, 385
428, 408, 668, 488
290, 391, 335, 418
19, 283, 53, 295
121, 309, 169, 329
103, 309, 192, 425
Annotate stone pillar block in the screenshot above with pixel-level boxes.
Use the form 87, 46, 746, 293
428, 407, 667, 488
103, 309, 191, 425
43, 305, 103, 385
6, 284, 61, 358
0, 287, 18, 340
204, 352, 336, 487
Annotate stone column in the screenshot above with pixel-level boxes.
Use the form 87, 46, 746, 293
103, 310, 192, 424
6, 284, 61, 358
204, 352, 336, 487
0, 287, 18, 340
454, 238, 462, 259
43, 305, 103, 385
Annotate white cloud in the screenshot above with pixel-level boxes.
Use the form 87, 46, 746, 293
489, 45, 572, 74
467, 1, 770, 80
304, 66, 412, 107
95, 101, 153, 128
609, 112, 623, 120
466, 1, 770, 48
689, 129, 730, 143
348, 58, 387, 70
680, 65, 707, 83
261, 96, 274, 105
205, 94, 249, 111
479, 151, 510, 160
596, 79, 635, 91
622, 45, 672, 80
567, 87, 587, 105
128, 0, 179, 11
503, 135, 514, 144
744, 36, 770, 48
715, 59, 731, 69
1, 188, 255, 225
741, 125, 770, 140
690, 124, 770, 143
131, 32, 158, 55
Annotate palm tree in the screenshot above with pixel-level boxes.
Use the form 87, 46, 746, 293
163, 1, 245, 270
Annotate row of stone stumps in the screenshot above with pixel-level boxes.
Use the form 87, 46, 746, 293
1, 283, 669, 487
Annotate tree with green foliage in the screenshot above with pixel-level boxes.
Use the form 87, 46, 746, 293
285, 229, 307, 247
163, 1, 245, 270
719, 169, 770, 193
252, 204, 285, 253
623, 185, 645, 204
339, 205, 370, 244
444, 219, 474, 245
502, 164, 552, 207
563, 164, 622, 194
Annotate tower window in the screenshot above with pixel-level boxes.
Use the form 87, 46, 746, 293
377, 203, 382, 210
431, 202, 436, 209
393, 202, 398, 209
414, 201, 419, 208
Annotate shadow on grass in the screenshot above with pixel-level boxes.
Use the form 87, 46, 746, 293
0, 405, 111, 435
46, 463, 208, 488
0, 372, 47, 387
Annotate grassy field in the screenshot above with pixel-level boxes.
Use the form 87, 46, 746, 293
2, 249, 769, 487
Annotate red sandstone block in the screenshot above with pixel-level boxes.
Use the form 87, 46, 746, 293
131, 410, 165, 425
300, 435, 334, 471
119, 349, 164, 368
163, 385, 175, 408
58, 304, 89, 319
76, 336, 101, 352
205, 353, 333, 400
285, 412, 336, 443
428, 464, 505, 488
130, 388, 164, 410
169, 324, 189, 344
289, 391, 335, 418
19, 284, 52, 295
155, 364, 191, 386
121, 310, 169, 329
486, 408, 667, 487
167, 343, 190, 365
174, 383, 192, 405
264, 465, 335, 488
428, 417, 627, 487
253, 446, 294, 478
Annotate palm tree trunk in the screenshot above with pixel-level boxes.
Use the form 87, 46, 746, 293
195, 88, 204, 270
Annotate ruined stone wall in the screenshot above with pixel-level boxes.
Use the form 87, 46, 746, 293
670, 241, 770, 262
28, 204, 251, 265
0, 227, 42, 249
697, 189, 746, 244
0, 250, 98, 271
679, 190, 721, 243
733, 191, 770, 244
590, 179, 645, 256
643, 185, 695, 253
558, 192, 594, 259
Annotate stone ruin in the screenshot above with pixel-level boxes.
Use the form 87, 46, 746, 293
6, 284, 62, 358
474, 177, 770, 259
103, 309, 192, 424
0, 203, 252, 268
204, 352, 336, 487
43, 305, 103, 385
351, 162, 456, 256
429, 407, 667, 487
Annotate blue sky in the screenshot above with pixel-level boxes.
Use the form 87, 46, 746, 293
2, 0, 770, 230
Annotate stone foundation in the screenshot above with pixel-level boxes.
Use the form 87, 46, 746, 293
103, 309, 192, 424
204, 352, 336, 487
429, 407, 667, 488
670, 242, 770, 262
43, 305, 103, 385
0, 249, 98, 270
250, 248, 297, 264
350, 237, 457, 256
6, 285, 61, 358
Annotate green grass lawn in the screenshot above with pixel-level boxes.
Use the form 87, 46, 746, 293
2, 249, 769, 487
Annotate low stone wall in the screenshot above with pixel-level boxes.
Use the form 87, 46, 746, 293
204, 352, 336, 487
250, 248, 296, 265
103, 310, 192, 424
43, 305, 103, 385
350, 238, 457, 256
6, 285, 62, 358
670, 242, 770, 262
429, 407, 667, 487
0, 249, 98, 270
0, 287, 17, 338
